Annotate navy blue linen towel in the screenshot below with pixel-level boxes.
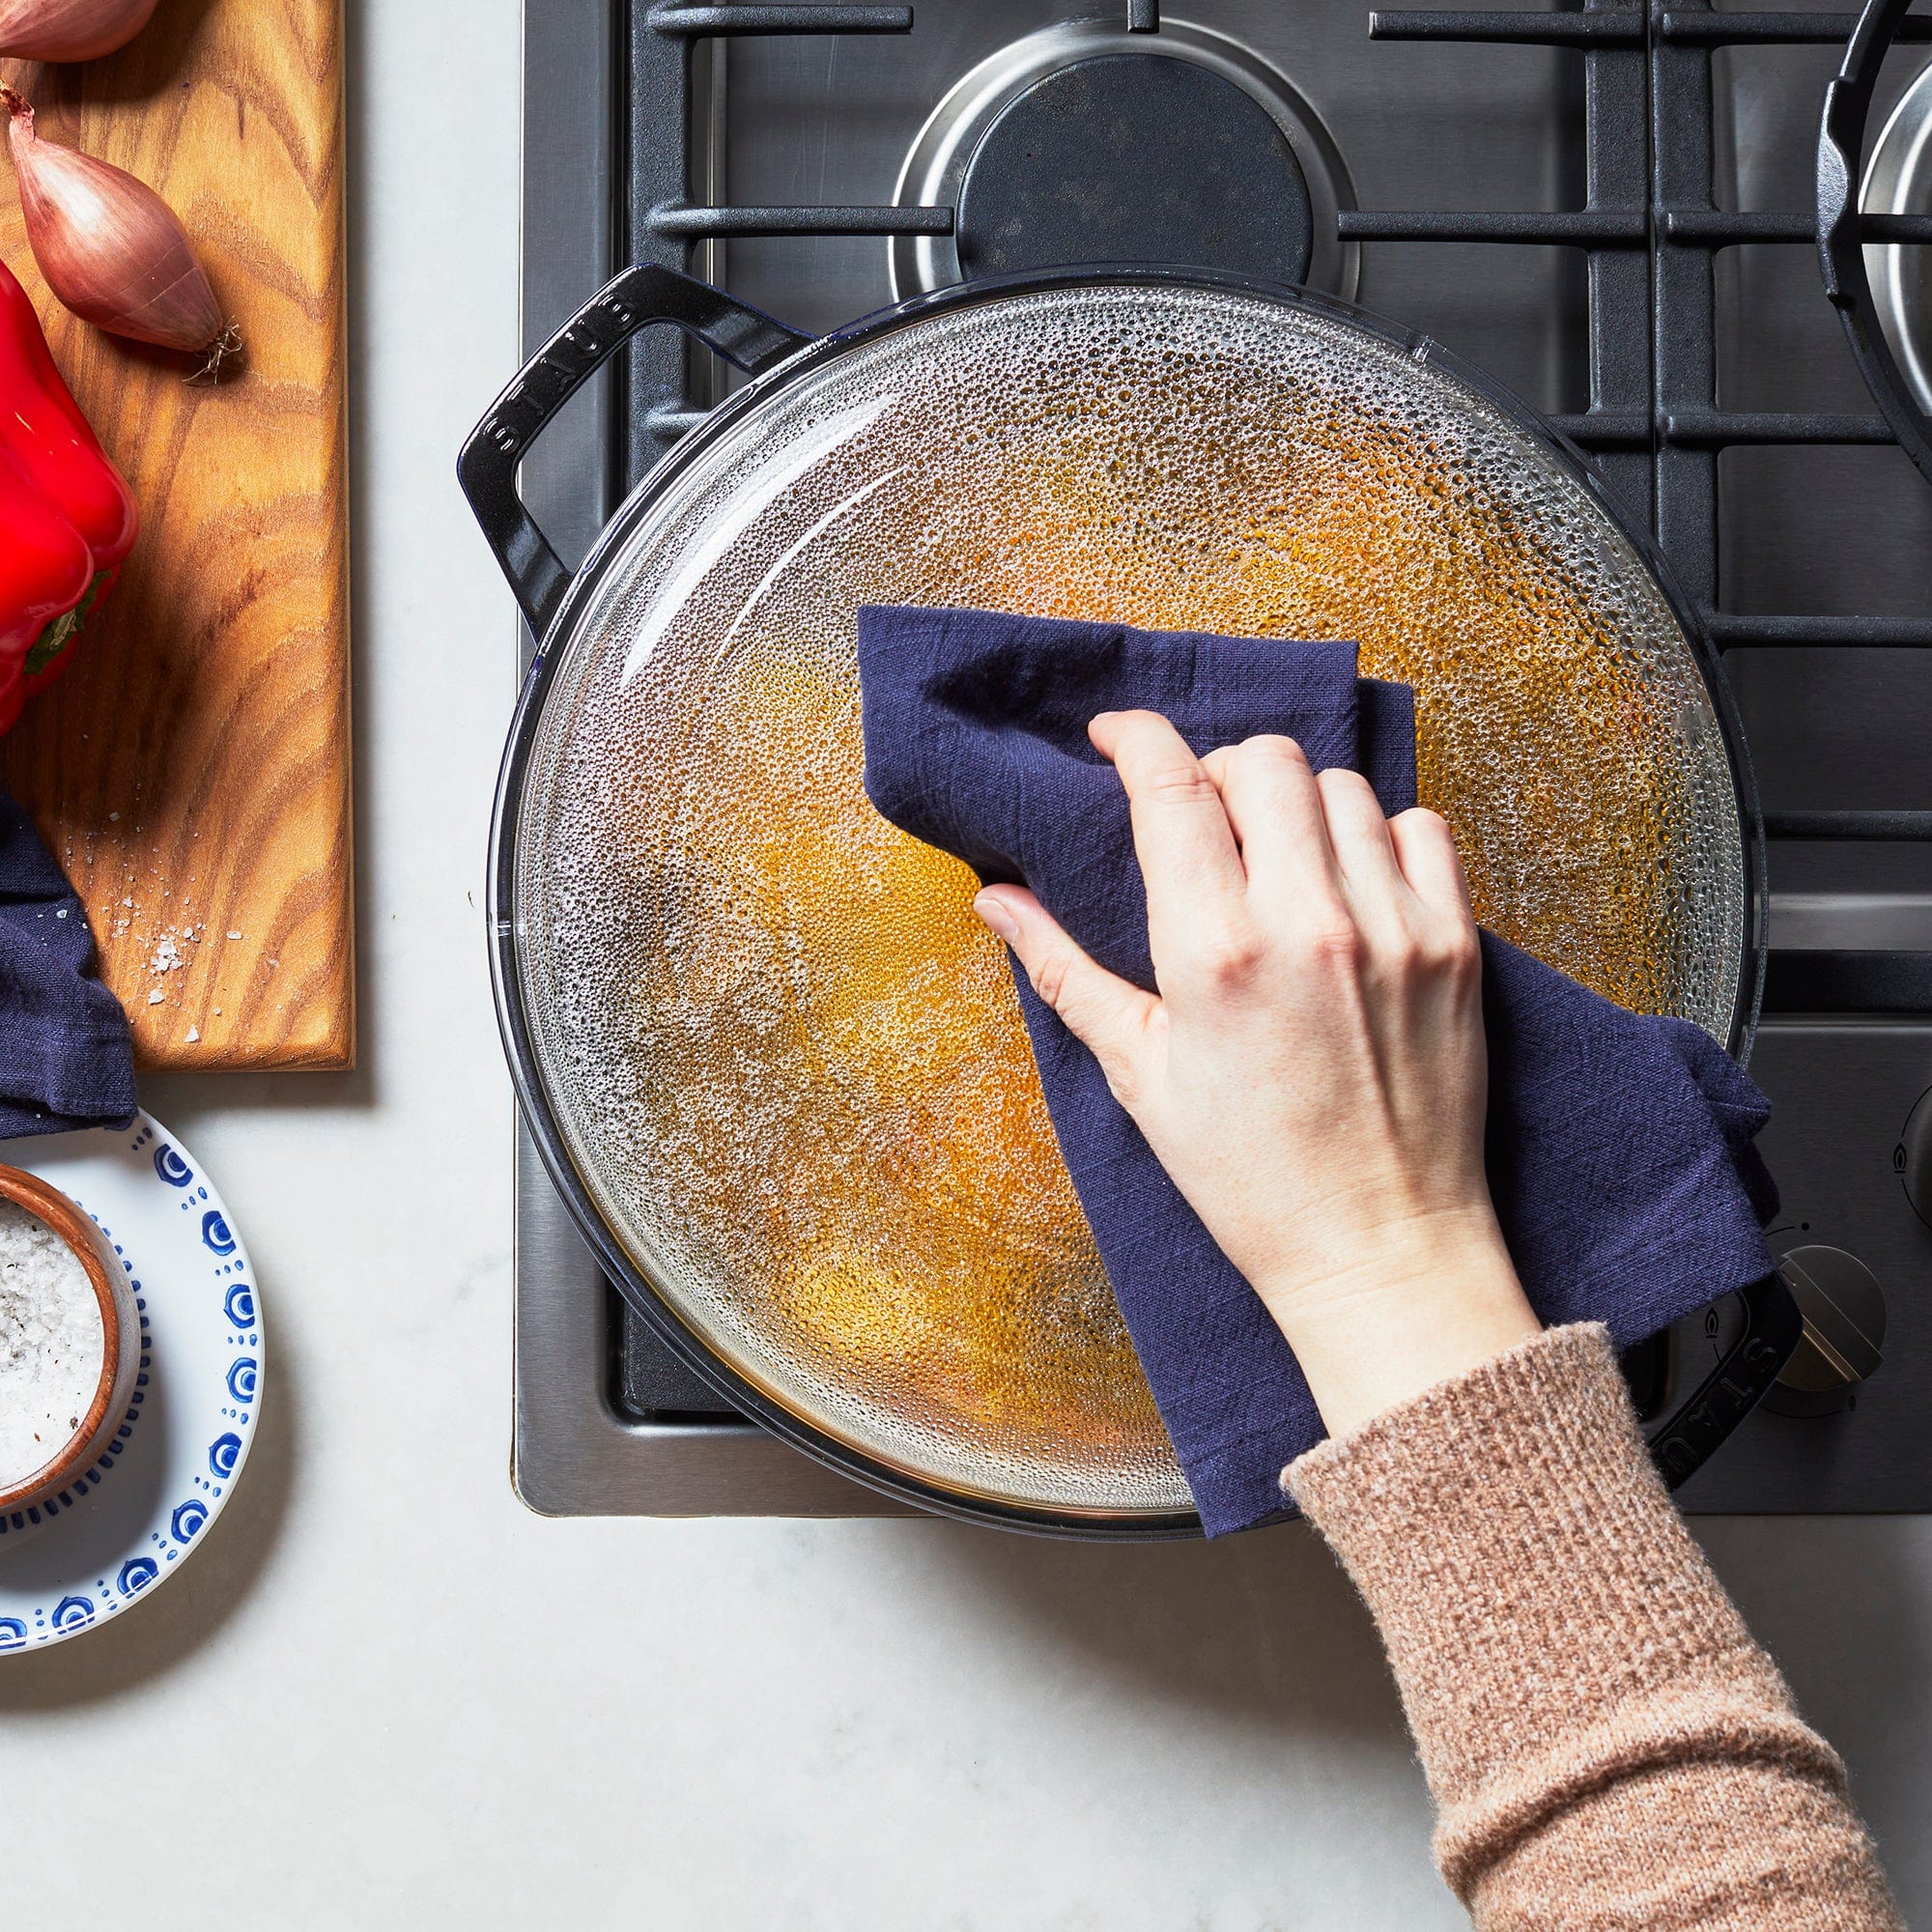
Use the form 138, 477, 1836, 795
857, 606, 1776, 1536
0, 786, 136, 1139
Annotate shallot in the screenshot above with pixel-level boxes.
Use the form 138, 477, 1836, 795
0, 0, 159, 61
1, 86, 234, 371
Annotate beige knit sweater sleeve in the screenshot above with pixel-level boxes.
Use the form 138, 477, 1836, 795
1285, 1323, 1899, 1931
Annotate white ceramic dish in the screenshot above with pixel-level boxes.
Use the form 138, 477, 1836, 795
0, 1112, 263, 1653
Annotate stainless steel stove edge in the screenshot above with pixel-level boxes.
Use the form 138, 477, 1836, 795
509, 0, 1932, 1519
513, 1129, 915, 1517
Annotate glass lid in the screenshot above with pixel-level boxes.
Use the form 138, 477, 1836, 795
511, 280, 1750, 1518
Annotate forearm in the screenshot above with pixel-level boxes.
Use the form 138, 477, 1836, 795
1285, 1324, 1898, 1931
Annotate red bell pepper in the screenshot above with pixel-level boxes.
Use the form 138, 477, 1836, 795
0, 256, 137, 735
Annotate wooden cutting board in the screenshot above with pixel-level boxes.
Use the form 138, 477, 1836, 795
0, 0, 352, 1069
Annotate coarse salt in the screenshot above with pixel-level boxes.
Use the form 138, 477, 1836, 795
0, 1200, 103, 1490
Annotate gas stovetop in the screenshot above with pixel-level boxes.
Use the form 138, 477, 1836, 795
512, 0, 1932, 1519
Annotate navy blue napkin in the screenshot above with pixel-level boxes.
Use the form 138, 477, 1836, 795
858, 607, 1776, 1535
0, 785, 136, 1139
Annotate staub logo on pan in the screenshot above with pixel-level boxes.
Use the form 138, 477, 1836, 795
1650, 1331, 1795, 1484
483, 294, 642, 459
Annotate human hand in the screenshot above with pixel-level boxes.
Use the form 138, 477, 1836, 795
972, 710, 1539, 1437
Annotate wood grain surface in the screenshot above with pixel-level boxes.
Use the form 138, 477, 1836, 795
0, 0, 352, 1069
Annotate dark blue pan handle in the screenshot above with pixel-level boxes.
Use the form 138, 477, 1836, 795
458, 264, 812, 637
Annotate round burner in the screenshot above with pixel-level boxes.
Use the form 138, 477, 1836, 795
956, 53, 1313, 285
1862, 59, 1932, 419
891, 19, 1357, 302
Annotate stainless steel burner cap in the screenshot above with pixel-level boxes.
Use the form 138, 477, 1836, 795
891, 19, 1357, 303
1863, 58, 1932, 416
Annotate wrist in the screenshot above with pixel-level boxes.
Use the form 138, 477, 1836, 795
1249, 1212, 1541, 1439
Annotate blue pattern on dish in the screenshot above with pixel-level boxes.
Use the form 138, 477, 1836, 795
0, 1114, 262, 1651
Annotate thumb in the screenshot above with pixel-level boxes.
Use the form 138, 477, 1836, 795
974, 885, 1159, 1107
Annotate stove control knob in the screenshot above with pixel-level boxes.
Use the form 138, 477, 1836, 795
1896, 1089, 1932, 1228
1772, 1245, 1887, 1394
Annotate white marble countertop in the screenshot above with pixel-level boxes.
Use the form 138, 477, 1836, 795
2, 5, 1928, 1924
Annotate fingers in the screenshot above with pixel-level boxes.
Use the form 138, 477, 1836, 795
1388, 808, 1475, 923
1315, 767, 1408, 921
1202, 735, 1341, 913
973, 886, 1158, 1103
1199, 734, 1409, 937
1082, 711, 1471, 989
1089, 712, 1248, 960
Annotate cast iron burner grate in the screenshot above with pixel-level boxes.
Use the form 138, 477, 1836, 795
593, 0, 1931, 1431
624, 0, 1932, 1017
1358, 0, 1932, 1017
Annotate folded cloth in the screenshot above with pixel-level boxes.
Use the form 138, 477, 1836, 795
0, 785, 136, 1139
858, 606, 1777, 1536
